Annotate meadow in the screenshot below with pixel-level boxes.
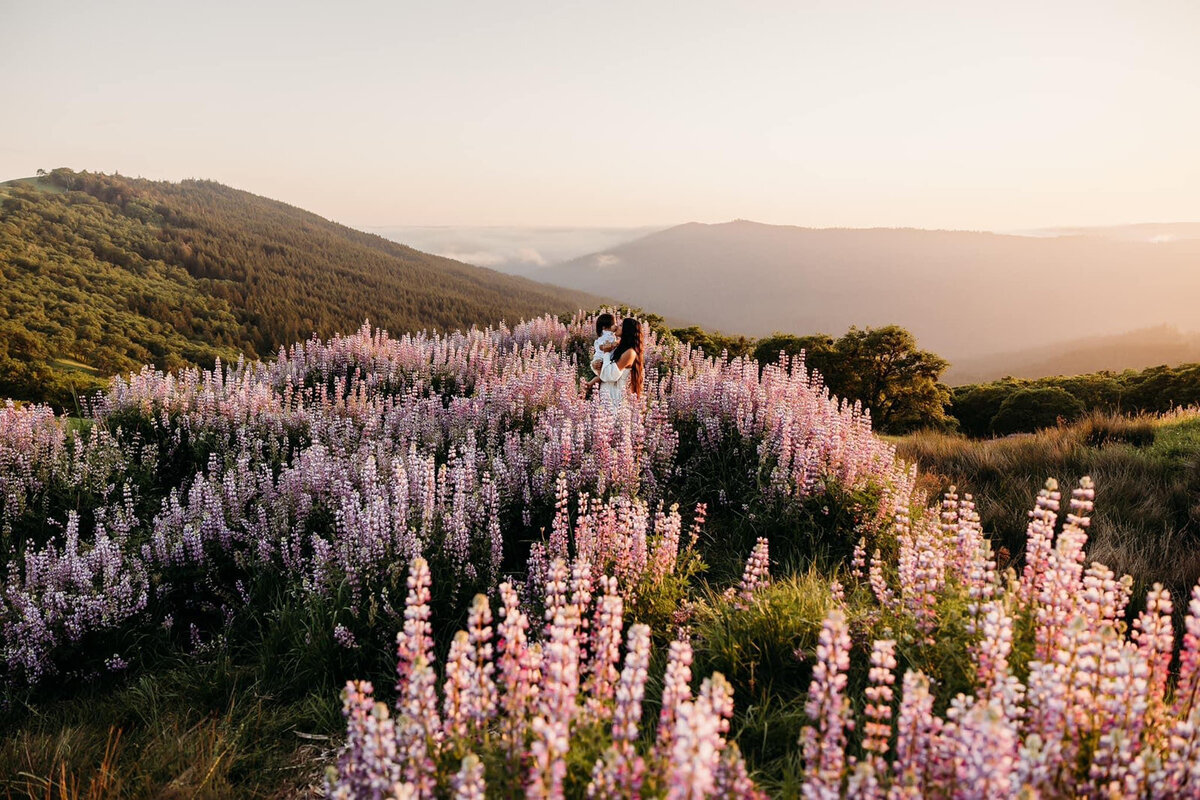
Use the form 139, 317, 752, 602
2, 315, 1199, 798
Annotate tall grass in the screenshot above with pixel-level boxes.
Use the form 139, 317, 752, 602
895, 410, 1200, 597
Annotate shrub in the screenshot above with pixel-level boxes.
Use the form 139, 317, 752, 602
990, 386, 1085, 435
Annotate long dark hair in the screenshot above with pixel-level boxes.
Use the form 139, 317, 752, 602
609, 318, 644, 396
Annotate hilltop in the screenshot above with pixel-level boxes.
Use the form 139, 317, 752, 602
0, 169, 602, 406
536, 219, 1200, 363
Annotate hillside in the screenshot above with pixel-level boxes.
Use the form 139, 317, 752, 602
0, 169, 602, 406
536, 219, 1200, 362
944, 325, 1200, 384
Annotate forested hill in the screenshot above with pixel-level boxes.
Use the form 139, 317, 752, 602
0, 169, 602, 406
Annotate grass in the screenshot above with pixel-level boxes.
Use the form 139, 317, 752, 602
1, 657, 335, 799
48, 359, 100, 377
895, 410, 1200, 599
0, 177, 66, 195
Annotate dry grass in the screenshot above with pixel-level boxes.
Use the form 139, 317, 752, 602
895, 410, 1200, 598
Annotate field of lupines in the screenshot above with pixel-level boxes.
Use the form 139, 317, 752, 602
2, 314, 1199, 798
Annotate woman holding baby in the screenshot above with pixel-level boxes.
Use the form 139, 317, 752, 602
584, 313, 644, 407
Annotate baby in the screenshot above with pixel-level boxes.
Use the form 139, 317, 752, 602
584, 313, 619, 394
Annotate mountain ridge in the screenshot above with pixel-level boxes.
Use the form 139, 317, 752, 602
536, 219, 1200, 362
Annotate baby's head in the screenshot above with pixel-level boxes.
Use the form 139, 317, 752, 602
595, 313, 616, 338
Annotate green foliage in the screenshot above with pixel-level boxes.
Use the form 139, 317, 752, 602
693, 573, 833, 709
951, 362, 1200, 437
989, 386, 1085, 436
752, 333, 836, 374
0, 171, 599, 409
823, 326, 952, 433
671, 325, 755, 359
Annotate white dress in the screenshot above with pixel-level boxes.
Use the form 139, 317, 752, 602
598, 355, 629, 406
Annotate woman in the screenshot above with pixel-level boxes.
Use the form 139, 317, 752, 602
597, 317, 644, 406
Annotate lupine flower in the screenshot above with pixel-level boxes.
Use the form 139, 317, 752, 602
655, 637, 694, 759
450, 754, 486, 800
587, 623, 650, 798
800, 608, 853, 799
738, 537, 770, 604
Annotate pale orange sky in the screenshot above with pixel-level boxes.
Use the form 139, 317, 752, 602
2, 1, 1198, 230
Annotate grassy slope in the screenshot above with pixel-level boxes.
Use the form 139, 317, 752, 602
894, 411, 1200, 596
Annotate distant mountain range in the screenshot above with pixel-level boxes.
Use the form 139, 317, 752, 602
534, 220, 1200, 367
0, 170, 601, 406
944, 325, 1200, 385
1013, 222, 1200, 243
369, 225, 663, 276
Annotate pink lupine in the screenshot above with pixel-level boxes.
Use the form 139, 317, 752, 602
584, 576, 624, 719
396, 557, 434, 703
896, 516, 945, 637
801, 608, 853, 799
946, 697, 1018, 799
713, 743, 767, 800
1159, 705, 1200, 797
868, 548, 893, 606
570, 556, 594, 655
656, 637, 695, 758
1018, 479, 1062, 607
528, 712, 570, 800
850, 537, 867, 580
549, 471, 570, 561
587, 623, 650, 798
650, 502, 683, 582
451, 754, 486, 800
1133, 583, 1174, 733
1175, 583, 1200, 722
543, 557, 571, 632
328, 680, 403, 800
1080, 561, 1133, 628
465, 593, 497, 728
1089, 641, 1152, 793
442, 631, 474, 741
738, 537, 771, 604
497, 582, 538, 753
863, 639, 897, 756
891, 670, 941, 797
971, 601, 1014, 701
664, 672, 733, 800
396, 656, 441, 796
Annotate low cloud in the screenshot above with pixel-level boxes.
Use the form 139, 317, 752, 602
368, 226, 661, 275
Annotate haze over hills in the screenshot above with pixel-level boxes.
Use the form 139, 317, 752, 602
369, 226, 663, 276
944, 325, 1200, 385
536, 219, 1200, 365
0, 170, 602, 406
1014, 222, 1200, 242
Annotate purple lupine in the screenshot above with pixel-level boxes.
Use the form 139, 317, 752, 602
655, 637, 695, 760
587, 623, 651, 798
396, 557, 434, 703
450, 754, 486, 800
738, 537, 770, 605
800, 608, 853, 799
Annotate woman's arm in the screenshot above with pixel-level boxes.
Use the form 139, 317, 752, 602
599, 355, 626, 383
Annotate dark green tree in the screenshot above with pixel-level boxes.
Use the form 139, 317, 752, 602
990, 386, 1085, 435
824, 325, 951, 433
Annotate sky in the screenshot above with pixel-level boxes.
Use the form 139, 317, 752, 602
2, 0, 1199, 230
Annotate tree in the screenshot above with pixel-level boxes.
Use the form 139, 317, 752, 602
990, 386, 1085, 436
950, 381, 1022, 438
825, 325, 951, 433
